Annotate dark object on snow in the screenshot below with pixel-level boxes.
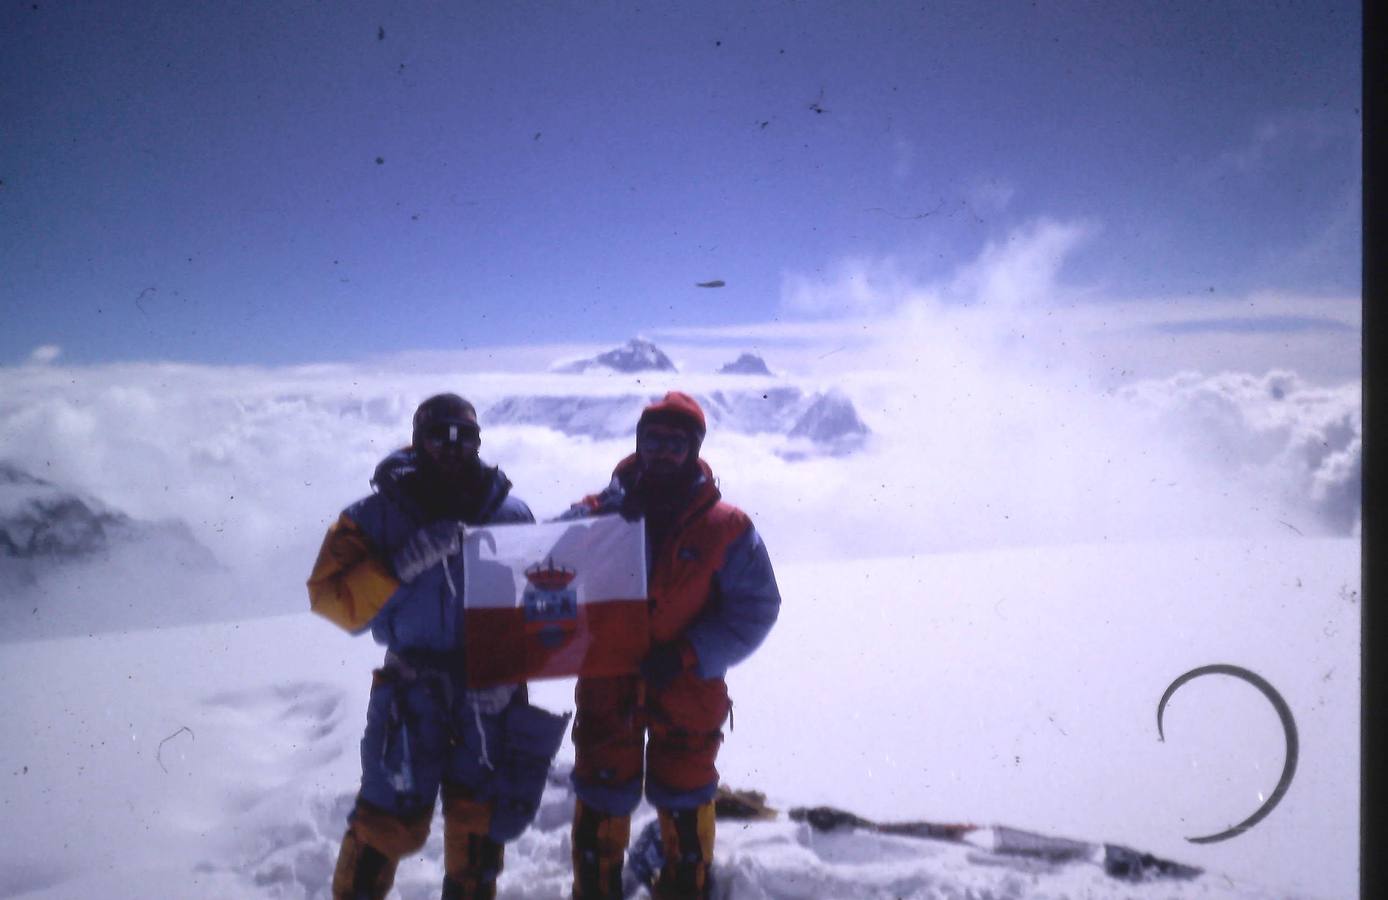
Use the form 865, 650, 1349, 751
991, 825, 1095, 862
714, 786, 777, 820
791, 805, 873, 831
1157, 663, 1298, 844
695, 279, 725, 288
789, 805, 976, 842
1103, 843, 1203, 882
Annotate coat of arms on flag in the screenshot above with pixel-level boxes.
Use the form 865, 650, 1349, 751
462, 514, 649, 687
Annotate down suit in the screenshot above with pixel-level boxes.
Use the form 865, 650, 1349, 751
566, 453, 781, 816
308, 446, 569, 895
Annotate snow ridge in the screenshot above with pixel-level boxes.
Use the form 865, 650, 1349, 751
483, 386, 871, 455
554, 339, 678, 374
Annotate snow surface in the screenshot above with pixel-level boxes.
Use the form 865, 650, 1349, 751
0, 536, 1356, 899
0, 321, 1360, 898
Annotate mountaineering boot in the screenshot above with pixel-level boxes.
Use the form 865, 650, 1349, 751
331, 829, 398, 900
440, 834, 503, 899
442, 792, 503, 899
653, 802, 715, 899
571, 798, 631, 900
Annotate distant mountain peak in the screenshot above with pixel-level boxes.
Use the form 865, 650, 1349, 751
556, 338, 678, 374
1, 462, 130, 560
718, 353, 773, 376
778, 390, 871, 459
0, 462, 214, 567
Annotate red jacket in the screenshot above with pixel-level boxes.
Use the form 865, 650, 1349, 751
570, 454, 780, 678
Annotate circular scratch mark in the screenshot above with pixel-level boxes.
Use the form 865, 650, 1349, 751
1157, 664, 1298, 844
156, 726, 195, 773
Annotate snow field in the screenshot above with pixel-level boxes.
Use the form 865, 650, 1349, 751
1, 536, 1354, 899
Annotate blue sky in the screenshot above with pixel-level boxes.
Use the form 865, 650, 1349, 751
1, 0, 1361, 366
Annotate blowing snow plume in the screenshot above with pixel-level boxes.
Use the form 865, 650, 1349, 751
723, 219, 1361, 561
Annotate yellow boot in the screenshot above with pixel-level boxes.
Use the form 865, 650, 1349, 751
330, 829, 397, 900
332, 801, 431, 900
572, 798, 631, 900
653, 802, 715, 899
443, 791, 504, 899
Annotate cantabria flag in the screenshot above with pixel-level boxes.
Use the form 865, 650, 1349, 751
462, 514, 649, 687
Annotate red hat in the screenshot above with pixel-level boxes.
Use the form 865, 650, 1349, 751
638, 391, 706, 450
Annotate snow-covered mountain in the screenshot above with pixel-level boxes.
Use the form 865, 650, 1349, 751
699, 386, 808, 434
0, 462, 219, 639
483, 386, 870, 453
717, 353, 774, 376
0, 462, 213, 570
0, 461, 133, 560
554, 338, 678, 374
484, 393, 653, 440
490, 344, 872, 454
782, 389, 871, 457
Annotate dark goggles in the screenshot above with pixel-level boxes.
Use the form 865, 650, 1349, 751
638, 431, 690, 455
420, 421, 480, 447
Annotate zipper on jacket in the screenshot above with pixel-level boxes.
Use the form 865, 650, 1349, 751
650, 492, 721, 600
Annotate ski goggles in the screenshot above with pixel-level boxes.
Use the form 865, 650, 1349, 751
637, 431, 690, 455
420, 421, 480, 448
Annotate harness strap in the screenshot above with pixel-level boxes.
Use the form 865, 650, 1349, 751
472, 698, 494, 771
383, 650, 459, 745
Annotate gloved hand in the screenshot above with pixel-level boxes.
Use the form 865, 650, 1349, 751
617, 489, 644, 523
392, 520, 465, 583
639, 641, 694, 690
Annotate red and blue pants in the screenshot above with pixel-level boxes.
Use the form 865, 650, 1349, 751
571, 671, 730, 814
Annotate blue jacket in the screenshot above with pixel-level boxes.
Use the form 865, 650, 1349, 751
308, 448, 534, 654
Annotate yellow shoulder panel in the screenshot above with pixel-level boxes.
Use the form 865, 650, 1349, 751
306, 512, 400, 632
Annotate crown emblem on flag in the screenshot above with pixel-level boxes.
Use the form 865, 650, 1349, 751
524, 556, 577, 591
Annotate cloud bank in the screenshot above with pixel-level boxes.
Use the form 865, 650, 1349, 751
26, 345, 62, 366
0, 220, 1358, 619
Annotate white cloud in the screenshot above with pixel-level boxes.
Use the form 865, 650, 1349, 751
773, 219, 1358, 383
779, 255, 923, 318
1117, 370, 1362, 534
26, 345, 61, 365
943, 217, 1092, 309
780, 217, 1091, 320
1205, 108, 1355, 181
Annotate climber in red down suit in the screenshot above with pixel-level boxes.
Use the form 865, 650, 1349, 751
561, 391, 781, 899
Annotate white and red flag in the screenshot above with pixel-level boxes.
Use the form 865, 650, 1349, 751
462, 514, 649, 687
